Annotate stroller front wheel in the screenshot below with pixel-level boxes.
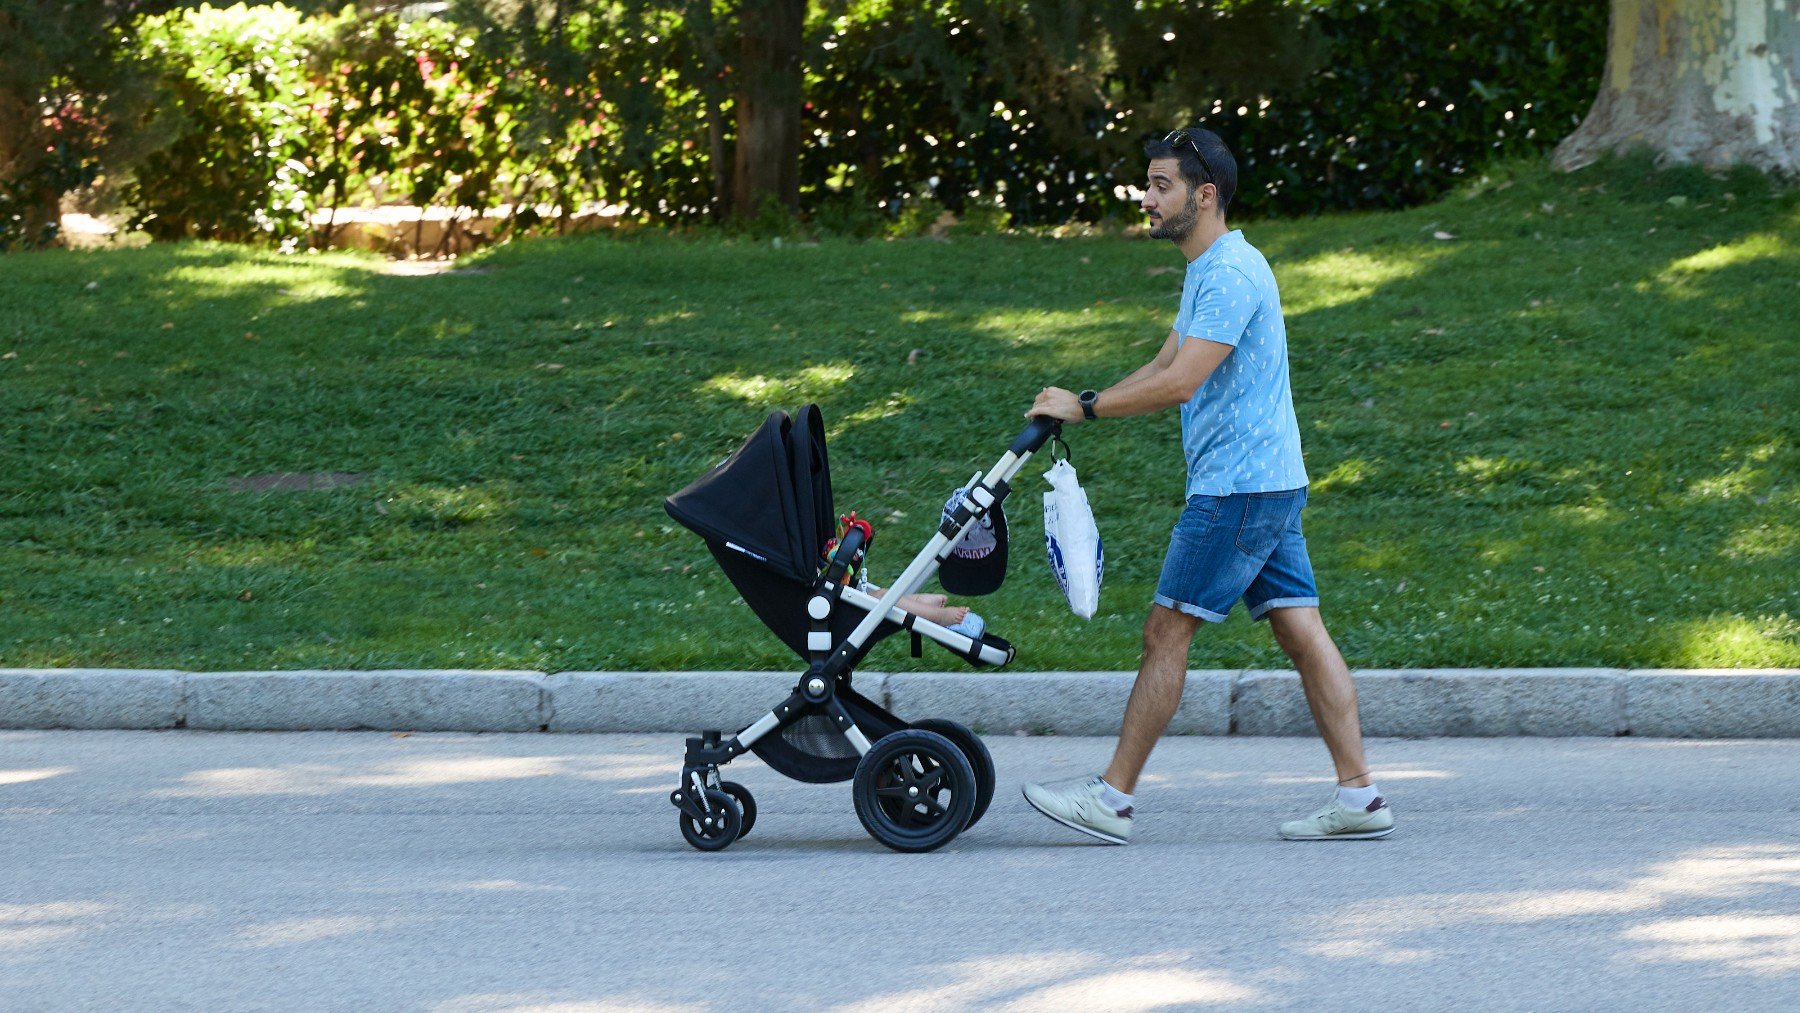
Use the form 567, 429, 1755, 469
679, 788, 744, 852
852, 729, 977, 853
717, 781, 757, 838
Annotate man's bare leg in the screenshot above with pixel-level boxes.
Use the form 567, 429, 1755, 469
1102, 604, 1203, 794
1267, 606, 1370, 787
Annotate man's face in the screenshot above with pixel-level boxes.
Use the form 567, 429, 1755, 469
1143, 156, 1201, 241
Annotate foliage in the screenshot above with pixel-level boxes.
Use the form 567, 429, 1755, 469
1227, 0, 1610, 214
122, 4, 572, 248
5, 0, 1609, 247
0, 0, 180, 250
2, 157, 1796, 669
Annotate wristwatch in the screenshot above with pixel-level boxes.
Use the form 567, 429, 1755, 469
1079, 389, 1099, 421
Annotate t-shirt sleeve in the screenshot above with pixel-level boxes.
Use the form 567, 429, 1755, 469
1182, 266, 1258, 349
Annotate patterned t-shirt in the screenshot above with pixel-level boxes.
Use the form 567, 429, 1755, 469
1172, 230, 1308, 497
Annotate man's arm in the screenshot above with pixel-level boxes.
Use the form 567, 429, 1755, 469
1028, 335, 1231, 422
1112, 329, 1180, 388
1028, 267, 1256, 423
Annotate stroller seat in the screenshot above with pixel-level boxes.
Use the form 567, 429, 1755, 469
663, 404, 1063, 852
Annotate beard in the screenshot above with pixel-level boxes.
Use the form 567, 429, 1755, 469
1148, 193, 1199, 241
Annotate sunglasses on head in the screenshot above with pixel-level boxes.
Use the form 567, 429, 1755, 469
1163, 129, 1217, 188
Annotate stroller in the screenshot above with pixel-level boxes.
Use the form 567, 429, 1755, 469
663, 404, 1063, 852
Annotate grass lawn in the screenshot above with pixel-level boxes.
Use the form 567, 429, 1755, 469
2, 157, 1796, 672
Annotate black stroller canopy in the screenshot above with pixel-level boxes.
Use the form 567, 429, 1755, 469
666, 404, 833, 583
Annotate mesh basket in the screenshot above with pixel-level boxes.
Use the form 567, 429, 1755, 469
750, 685, 907, 783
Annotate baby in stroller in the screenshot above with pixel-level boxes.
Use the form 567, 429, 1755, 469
663, 403, 1060, 852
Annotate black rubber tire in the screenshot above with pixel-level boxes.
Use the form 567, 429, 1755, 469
911, 719, 995, 831
718, 781, 757, 838
852, 729, 977, 853
679, 788, 743, 852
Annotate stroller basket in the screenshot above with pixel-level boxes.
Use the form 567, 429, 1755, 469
663, 405, 1062, 852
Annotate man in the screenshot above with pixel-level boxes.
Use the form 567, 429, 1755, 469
1020, 127, 1393, 844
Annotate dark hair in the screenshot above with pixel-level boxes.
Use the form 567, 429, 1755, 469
1144, 127, 1238, 214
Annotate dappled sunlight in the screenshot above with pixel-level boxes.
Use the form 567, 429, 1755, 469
1316, 845, 1800, 975
1660, 232, 1792, 278
827, 392, 917, 440
346, 757, 565, 788
0, 767, 75, 786
1453, 455, 1575, 487
433, 996, 697, 1013
1277, 249, 1447, 317
0, 901, 113, 951
1545, 502, 1627, 526
1263, 767, 1458, 786
445, 880, 572, 894
1303, 938, 1436, 964
235, 915, 388, 949
835, 951, 1261, 1011
159, 260, 365, 305
1625, 915, 1800, 975
153, 752, 668, 798
1310, 456, 1376, 494
1667, 615, 1800, 668
1722, 521, 1798, 560
382, 483, 515, 527
702, 363, 856, 404
1683, 439, 1787, 503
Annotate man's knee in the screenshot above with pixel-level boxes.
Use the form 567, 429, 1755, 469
1268, 606, 1332, 658
1143, 603, 1201, 653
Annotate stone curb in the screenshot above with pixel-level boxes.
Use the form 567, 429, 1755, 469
0, 668, 1796, 737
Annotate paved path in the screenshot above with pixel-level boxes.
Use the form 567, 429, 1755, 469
2, 732, 1797, 1010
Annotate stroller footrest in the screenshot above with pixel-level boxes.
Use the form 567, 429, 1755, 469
963, 633, 1014, 668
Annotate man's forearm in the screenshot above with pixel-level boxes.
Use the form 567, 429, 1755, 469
1095, 369, 1192, 418
1115, 358, 1165, 388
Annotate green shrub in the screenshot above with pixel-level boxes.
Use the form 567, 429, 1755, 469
83, 0, 1604, 245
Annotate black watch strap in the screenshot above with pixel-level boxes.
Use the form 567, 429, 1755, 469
1079, 389, 1098, 420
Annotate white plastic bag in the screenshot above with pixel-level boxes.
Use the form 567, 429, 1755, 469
1043, 458, 1103, 619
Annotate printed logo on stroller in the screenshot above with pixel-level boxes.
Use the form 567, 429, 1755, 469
941, 486, 997, 559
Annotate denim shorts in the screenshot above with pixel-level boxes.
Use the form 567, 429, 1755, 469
1153, 487, 1319, 623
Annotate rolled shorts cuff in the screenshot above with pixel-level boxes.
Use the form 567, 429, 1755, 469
1153, 593, 1229, 624
1247, 596, 1320, 621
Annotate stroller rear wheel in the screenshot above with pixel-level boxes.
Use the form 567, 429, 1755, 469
852, 729, 977, 853
679, 788, 743, 852
717, 781, 757, 838
910, 719, 995, 831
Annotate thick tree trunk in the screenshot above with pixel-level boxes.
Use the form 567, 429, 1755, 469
1554, 0, 1800, 174
731, 0, 805, 217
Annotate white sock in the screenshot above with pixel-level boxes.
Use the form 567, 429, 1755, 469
1337, 782, 1381, 811
1097, 778, 1134, 813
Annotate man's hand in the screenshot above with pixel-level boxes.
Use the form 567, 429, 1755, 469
1026, 386, 1084, 423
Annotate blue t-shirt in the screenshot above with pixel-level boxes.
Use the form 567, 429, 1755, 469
1172, 230, 1308, 497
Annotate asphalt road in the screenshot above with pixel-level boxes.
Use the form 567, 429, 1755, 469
2, 731, 1796, 1011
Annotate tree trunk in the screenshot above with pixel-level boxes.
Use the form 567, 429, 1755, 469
731, 0, 805, 217
1554, 0, 1800, 174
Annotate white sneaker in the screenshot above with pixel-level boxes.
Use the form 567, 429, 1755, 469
1022, 776, 1132, 845
1279, 794, 1395, 841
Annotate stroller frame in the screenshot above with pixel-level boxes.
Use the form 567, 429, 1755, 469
668, 414, 1064, 852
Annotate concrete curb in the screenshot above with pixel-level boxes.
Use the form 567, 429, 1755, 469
1, 668, 1797, 737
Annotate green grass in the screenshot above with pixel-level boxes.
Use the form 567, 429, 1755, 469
2, 156, 1796, 671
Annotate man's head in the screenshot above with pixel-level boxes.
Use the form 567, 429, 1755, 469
1141, 127, 1237, 242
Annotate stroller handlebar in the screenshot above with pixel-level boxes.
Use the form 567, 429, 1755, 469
1010, 416, 1063, 456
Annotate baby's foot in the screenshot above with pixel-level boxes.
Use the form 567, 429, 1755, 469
899, 594, 969, 628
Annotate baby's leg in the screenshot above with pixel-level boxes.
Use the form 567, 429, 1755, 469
867, 584, 968, 627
